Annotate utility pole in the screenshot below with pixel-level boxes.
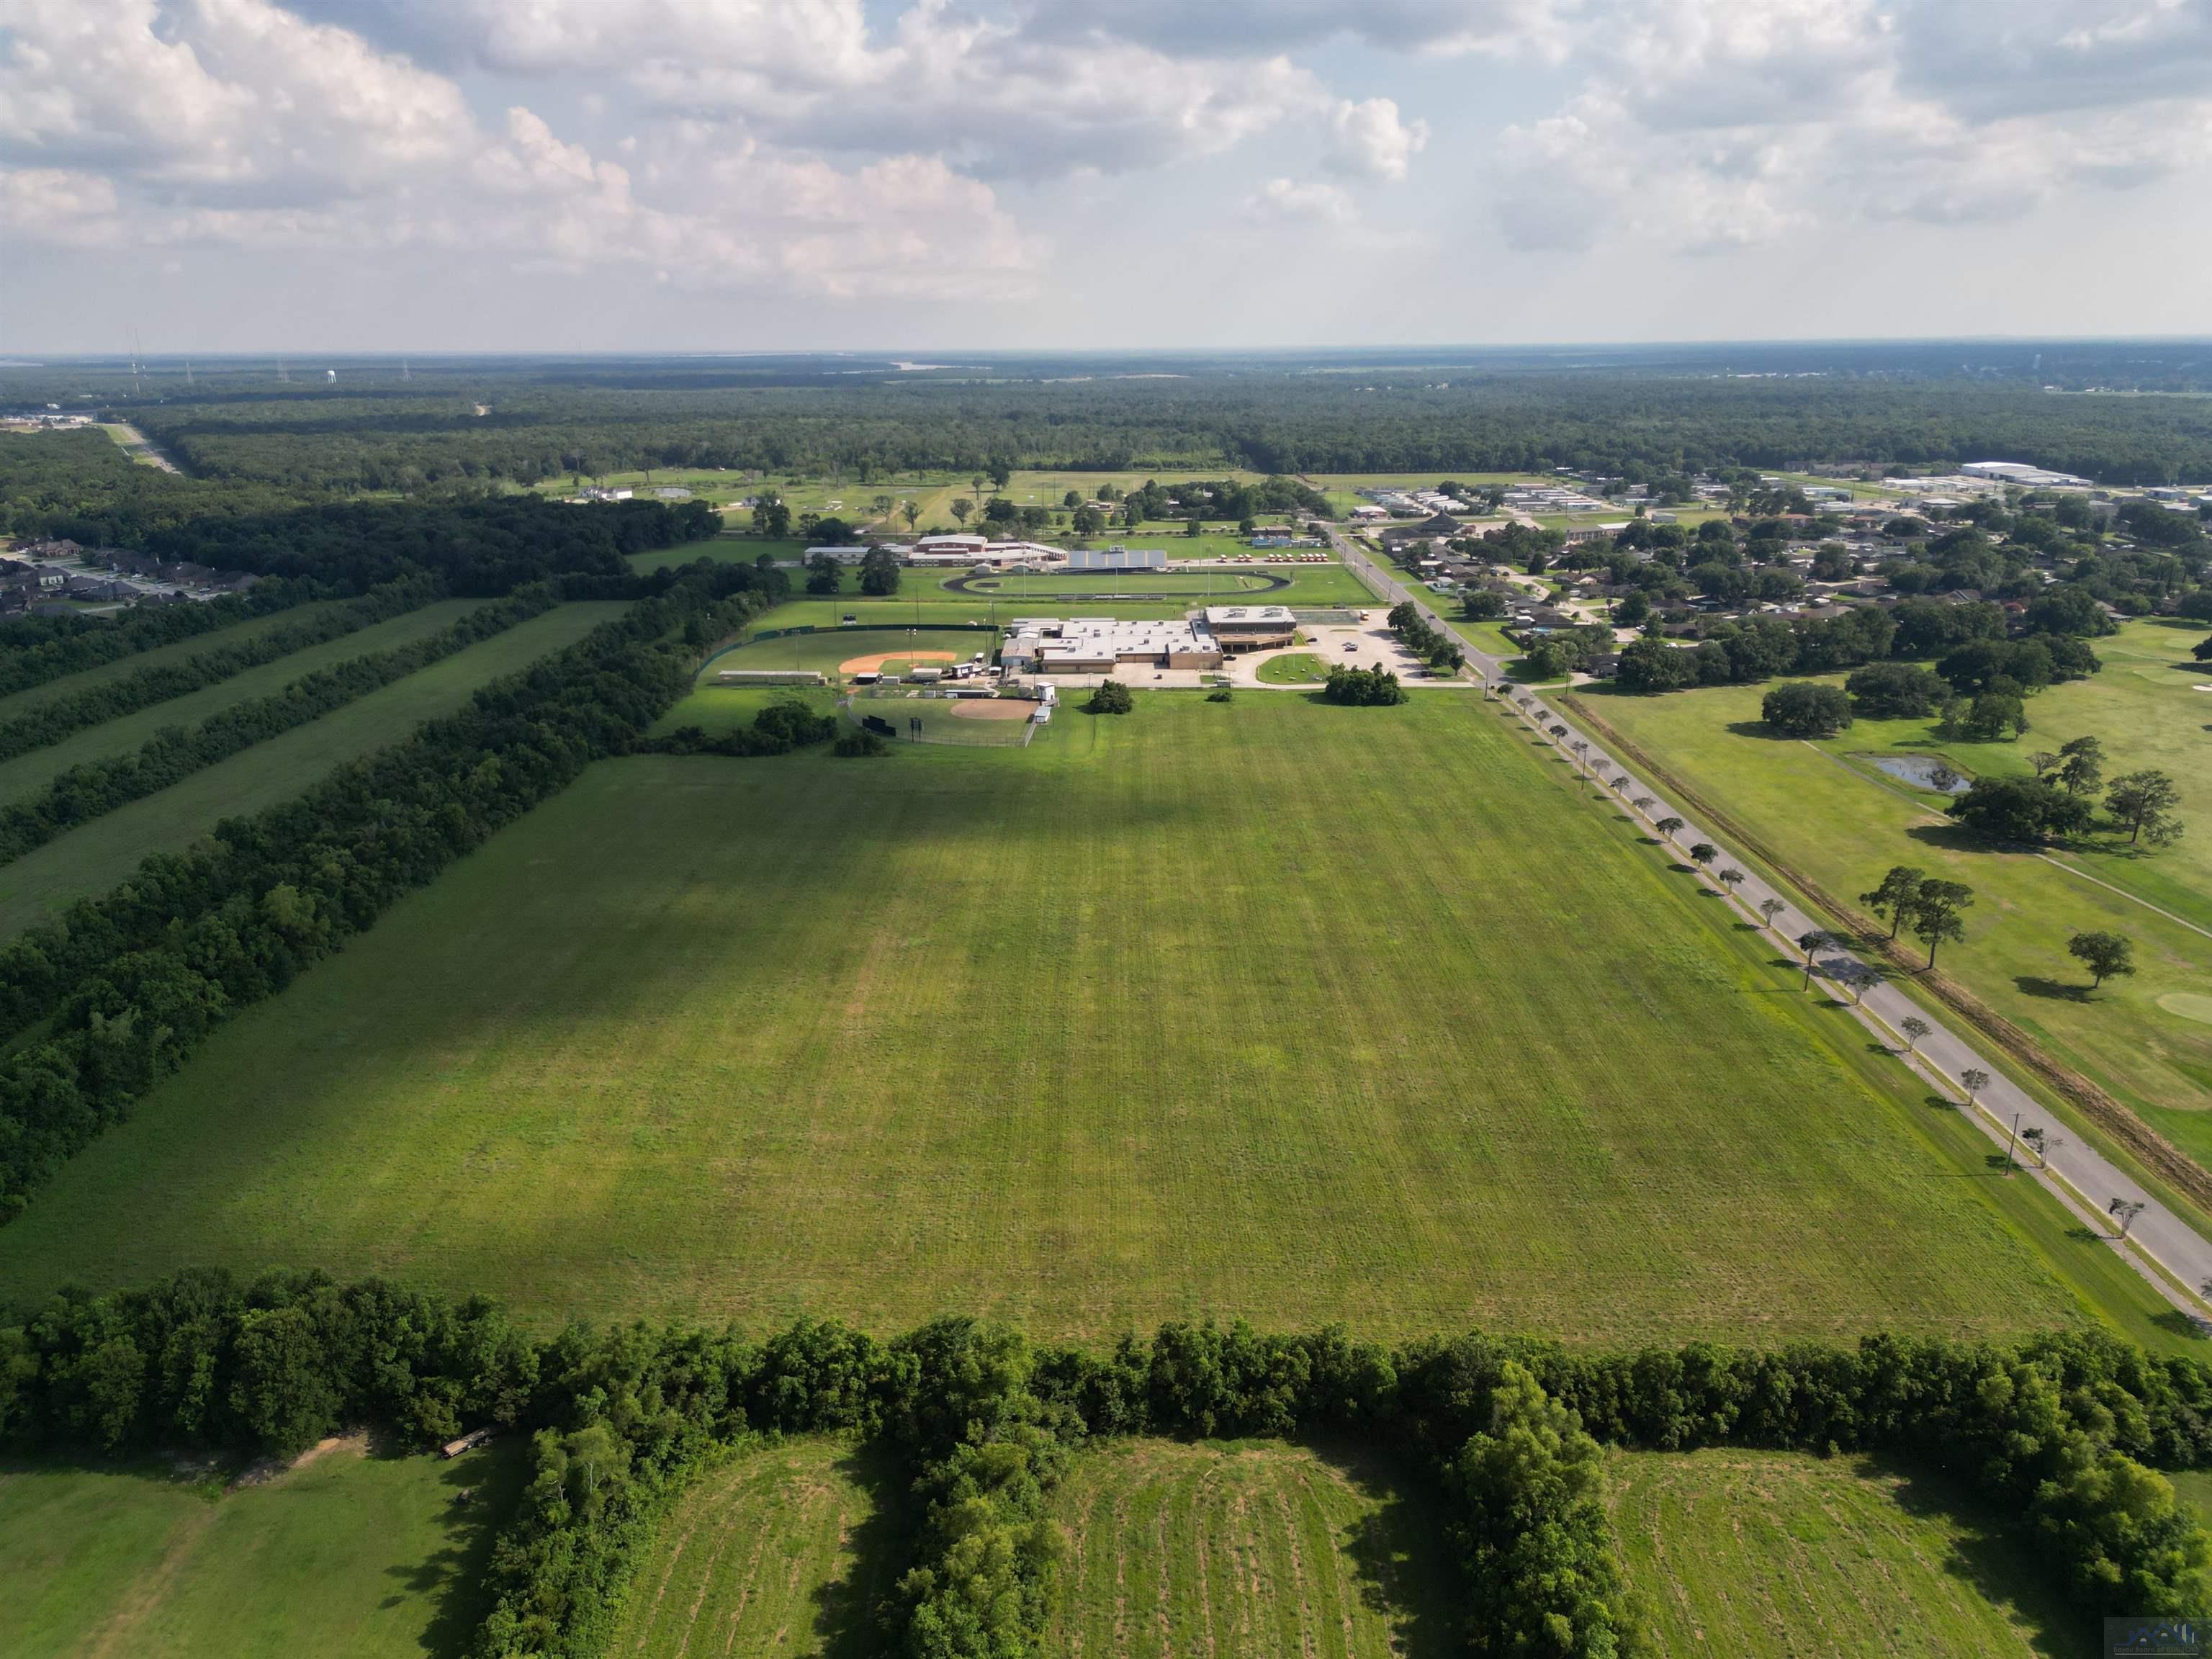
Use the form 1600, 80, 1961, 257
2003, 1112, 2020, 1176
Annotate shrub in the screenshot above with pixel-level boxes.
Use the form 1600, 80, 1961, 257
1084, 681, 1133, 714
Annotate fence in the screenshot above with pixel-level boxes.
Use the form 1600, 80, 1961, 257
842, 688, 1040, 748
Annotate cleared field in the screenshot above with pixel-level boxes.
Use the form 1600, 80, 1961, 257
0, 600, 486, 806
608, 1440, 888, 1659
0, 1437, 518, 1659
1046, 1439, 1452, 1659
0, 602, 627, 939
1575, 619, 2212, 1158
0, 602, 351, 727
0, 691, 2178, 1347
1607, 1448, 2083, 1657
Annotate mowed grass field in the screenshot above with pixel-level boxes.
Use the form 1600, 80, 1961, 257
0, 602, 627, 939
0, 601, 355, 727
0, 691, 2178, 1346
1606, 1448, 2083, 1657
607, 1440, 889, 1659
0, 599, 487, 806
0, 1437, 518, 1658
1045, 1439, 1453, 1659
1574, 618, 2212, 1159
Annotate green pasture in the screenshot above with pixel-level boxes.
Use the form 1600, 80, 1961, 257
0, 603, 355, 727
0, 1437, 518, 1659
0, 600, 487, 807
652, 685, 842, 739
1575, 619, 2212, 1156
608, 1439, 888, 1659
1045, 1439, 1451, 1659
0, 691, 2186, 1349
0, 603, 627, 940
1607, 1447, 2080, 1657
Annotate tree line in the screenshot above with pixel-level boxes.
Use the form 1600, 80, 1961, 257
101, 372, 2212, 490
0, 565, 782, 1220
6, 1276, 2210, 1656
0, 585, 564, 867
0, 572, 444, 767
1387, 601, 1467, 674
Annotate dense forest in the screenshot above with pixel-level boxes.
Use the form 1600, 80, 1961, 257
9, 346, 2210, 499
110, 377, 2212, 488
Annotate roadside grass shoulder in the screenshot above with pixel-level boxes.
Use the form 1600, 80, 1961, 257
1607, 1447, 2084, 1658
0, 602, 627, 940
1574, 634, 2212, 1160
0, 1438, 520, 1659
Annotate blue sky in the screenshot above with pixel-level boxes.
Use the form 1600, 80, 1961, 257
4, 0, 2208, 353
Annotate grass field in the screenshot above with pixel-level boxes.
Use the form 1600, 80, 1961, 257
1606, 1447, 2083, 1657
0, 603, 359, 728
1574, 619, 2212, 1161
608, 1440, 889, 1659
0, 600, 487, 807
0, 1436, 518, 1658
698, 626, 996, 682
1255, 652, 1329, 684
0, 602, 627, 940
1045, 1439, 1453, 1659
0, 689, 2185, 1349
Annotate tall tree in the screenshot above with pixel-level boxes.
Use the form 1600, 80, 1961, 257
2105, 770, 2184, 846
2057, 734, 2105, 797
1859, 865, 1925, 940
1908, 878, 1974, 968
2068, 930, 2137, 989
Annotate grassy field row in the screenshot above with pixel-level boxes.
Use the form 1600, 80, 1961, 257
609, 1440, 888, 1659
1577, 618, 2212, 1159
1607, 1448, 2080, 1657
0, 690, 2183, 1349
1046, 1439, 1450, 1659
0, 602, 628, 940
0, 602, 359, 727
0, 1437, 518, 1659
0, 600, 487, 808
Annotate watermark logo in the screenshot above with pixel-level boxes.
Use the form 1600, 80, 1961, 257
2108, 1619, 2203, 1658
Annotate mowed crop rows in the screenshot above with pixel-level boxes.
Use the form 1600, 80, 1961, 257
0, 601, 628, 939
0, 1439, 517, 1658
0, 598, 487, 806
608, 1440, 886, 1659
1045, 1440, 1452, 1659
1606, 1449, 2082, 1657
0, 691, 2140, 1342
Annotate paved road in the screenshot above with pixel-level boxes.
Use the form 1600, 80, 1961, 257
1330, 527, 2212, 1319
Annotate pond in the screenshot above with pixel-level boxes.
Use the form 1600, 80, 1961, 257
1868, 753, 1971, 794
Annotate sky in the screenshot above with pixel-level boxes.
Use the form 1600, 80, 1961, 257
3, 0, 2210, 355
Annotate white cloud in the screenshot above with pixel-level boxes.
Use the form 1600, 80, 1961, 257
1326, 98, 1429, 181
1488, 0, 2212, 252
316, 0, 1326, 182
1246, 176, 1357, 225
0, 0, 1036, 301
